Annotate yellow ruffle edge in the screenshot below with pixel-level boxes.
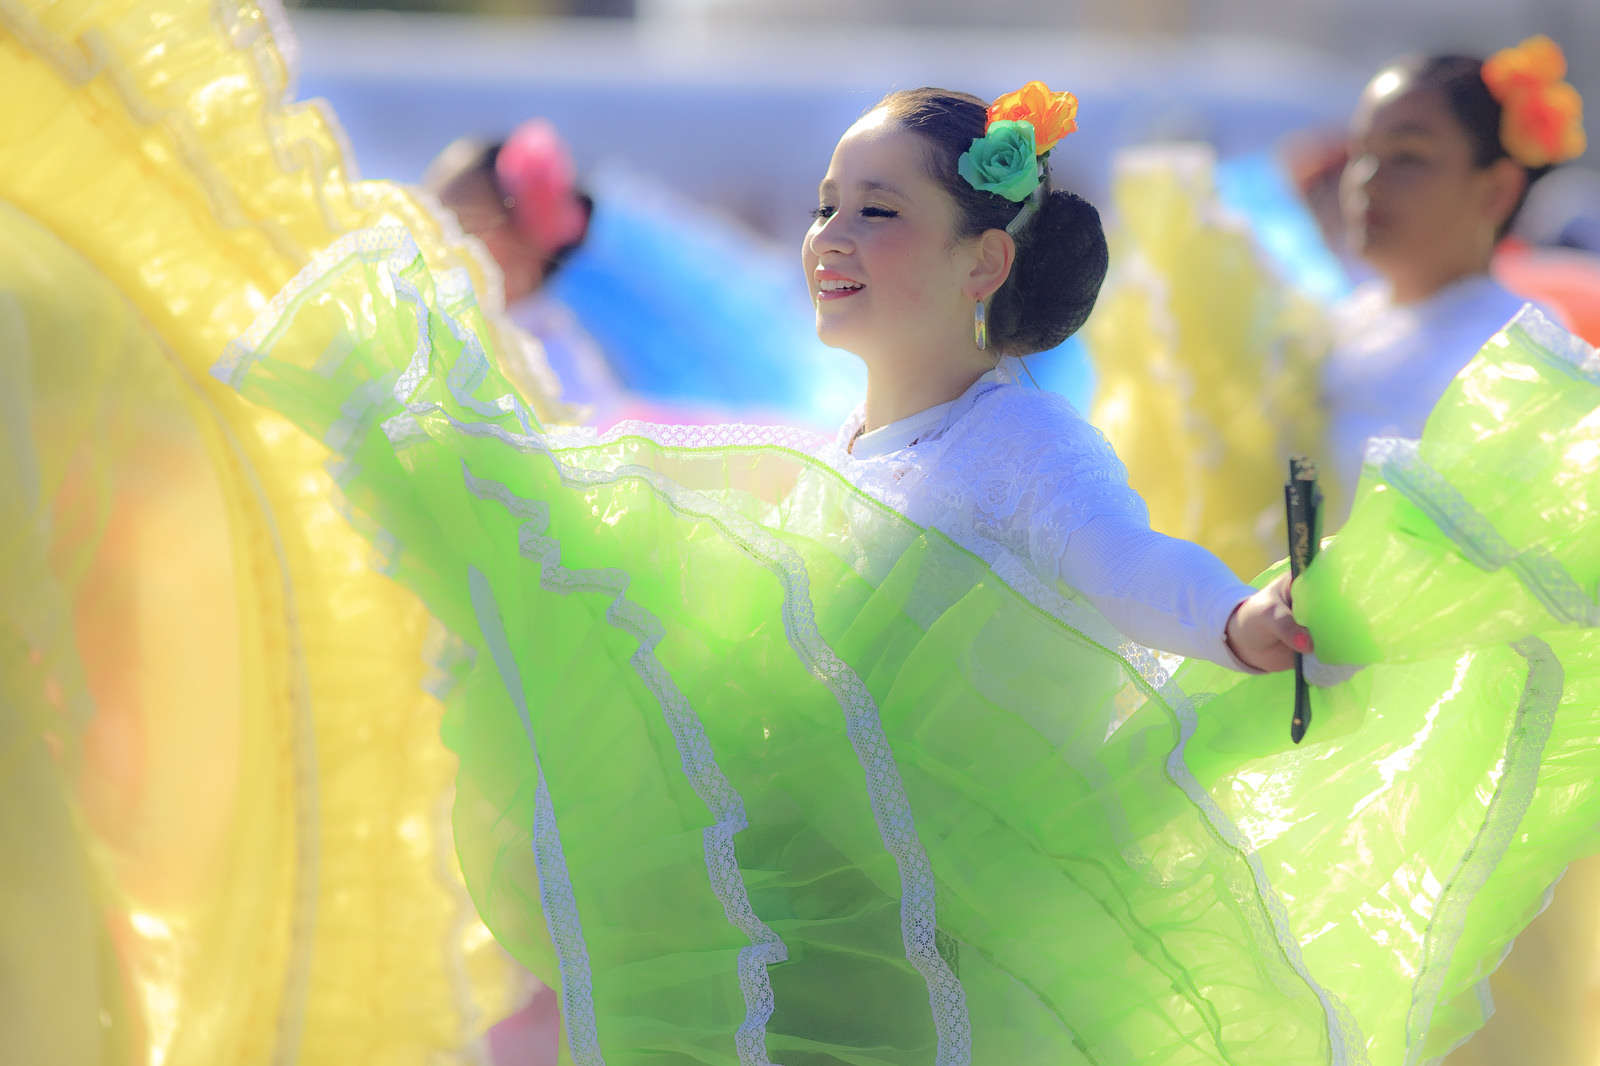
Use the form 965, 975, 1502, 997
0, 2, 538, 1062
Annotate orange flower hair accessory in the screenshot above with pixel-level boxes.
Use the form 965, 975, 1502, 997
1482, 36, 1586, 167
957, 81, 1080, 214
988, 81, 1080, 155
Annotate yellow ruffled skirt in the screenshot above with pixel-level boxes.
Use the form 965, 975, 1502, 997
0, 2, 554, 1061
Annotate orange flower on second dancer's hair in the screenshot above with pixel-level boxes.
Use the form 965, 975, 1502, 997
1482, 35, 1587, 167
1501, 82, 1586, 168
1482, 35, 1567, 101
988, 81, 1079, 154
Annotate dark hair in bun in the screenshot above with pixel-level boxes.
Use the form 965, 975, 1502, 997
872, 87, 1109, 357
1396, 54, 1553, 235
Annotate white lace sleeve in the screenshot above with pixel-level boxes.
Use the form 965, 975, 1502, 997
1060, 516, 1258, 670
915, 387, 1147, 556
917, 387, 1256, 669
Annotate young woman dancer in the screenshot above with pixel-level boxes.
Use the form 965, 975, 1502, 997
1325, 39, 1584, 503
221, 72, 1600, 1064
1082, 37, 1586, 576
1328, 47, 1600, 1066
1077, 47, 1595, 1060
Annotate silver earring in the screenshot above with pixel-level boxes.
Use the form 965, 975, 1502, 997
974, 300, 988, 351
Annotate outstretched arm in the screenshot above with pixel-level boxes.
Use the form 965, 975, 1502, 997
1058, 515, 1308, 672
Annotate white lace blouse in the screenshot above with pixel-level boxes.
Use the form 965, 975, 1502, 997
821, 365, 1259, 671
1323, 275, 1536, 503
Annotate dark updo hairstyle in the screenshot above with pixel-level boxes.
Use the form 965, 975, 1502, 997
1398, 54, 1555, 236
423, 138, 595, 280
872, 87, 1109, 357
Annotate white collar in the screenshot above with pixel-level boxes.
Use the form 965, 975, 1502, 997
844, 365, 1013, 460
850, 403, 956, 460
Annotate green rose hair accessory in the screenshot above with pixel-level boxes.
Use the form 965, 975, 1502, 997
957, 119, 1041, 202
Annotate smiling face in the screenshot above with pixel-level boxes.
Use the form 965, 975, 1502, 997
1340, 67, 1523, 301
802, 110, 987, 367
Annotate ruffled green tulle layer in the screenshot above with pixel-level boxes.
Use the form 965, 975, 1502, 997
220, 227, 1600, 1066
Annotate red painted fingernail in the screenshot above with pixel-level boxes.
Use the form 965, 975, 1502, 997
1293, 633, 1312, 653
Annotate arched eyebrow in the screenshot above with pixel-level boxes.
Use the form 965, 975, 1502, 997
816, 178, 909, 199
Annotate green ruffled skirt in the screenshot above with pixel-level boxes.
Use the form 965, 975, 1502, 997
217, 227, 1600, 1066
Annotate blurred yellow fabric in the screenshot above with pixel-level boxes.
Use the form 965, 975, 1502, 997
1084, 145, 1329, 581
0, 1, 551, 1062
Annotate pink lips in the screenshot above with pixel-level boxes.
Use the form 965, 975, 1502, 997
815, 267, 864, 302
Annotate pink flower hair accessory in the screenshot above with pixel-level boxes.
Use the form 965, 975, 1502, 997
495, 119, 589, 258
